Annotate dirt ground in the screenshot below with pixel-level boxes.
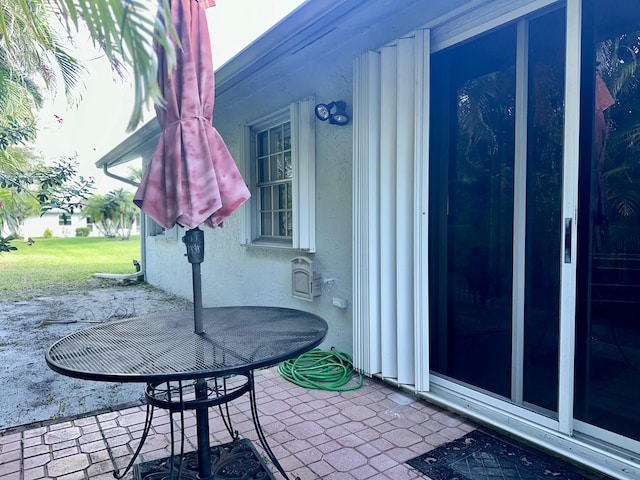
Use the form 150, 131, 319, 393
0, 282, 192, 433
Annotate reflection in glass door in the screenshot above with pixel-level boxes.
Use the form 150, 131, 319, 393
429, 10, 566, 414
430, 25, 517, 399
575, 0, 640, 442
523, 11, 566, 413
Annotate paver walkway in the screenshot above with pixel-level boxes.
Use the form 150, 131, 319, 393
0, 366, 478, 479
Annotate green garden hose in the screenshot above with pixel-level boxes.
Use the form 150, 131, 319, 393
278, 347, 364, 391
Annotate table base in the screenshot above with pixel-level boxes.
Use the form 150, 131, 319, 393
133, 438, 275, 480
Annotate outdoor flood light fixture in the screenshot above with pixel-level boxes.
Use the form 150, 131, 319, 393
315, 101, 350, 126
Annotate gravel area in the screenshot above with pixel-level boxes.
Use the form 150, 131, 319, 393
0, 282, 192, 433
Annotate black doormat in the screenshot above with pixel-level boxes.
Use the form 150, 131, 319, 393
133, 438, 275, 480
407, 430, 594, 480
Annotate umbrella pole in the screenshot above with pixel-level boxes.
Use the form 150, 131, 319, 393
192, 262, 203, 333
182, 228, 212, 479
182, 228, 205, 334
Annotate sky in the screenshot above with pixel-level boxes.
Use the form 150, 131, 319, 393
34, 0, 305, 193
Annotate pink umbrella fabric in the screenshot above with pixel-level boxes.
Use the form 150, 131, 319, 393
134, 0, 250, 229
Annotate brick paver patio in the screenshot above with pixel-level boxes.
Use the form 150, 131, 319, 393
0, 366, 478, 479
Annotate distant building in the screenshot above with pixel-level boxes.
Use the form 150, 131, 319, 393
19, 210, 95, 238
18, 210, 140, 238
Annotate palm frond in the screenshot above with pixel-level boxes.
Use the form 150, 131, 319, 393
608, 186, 640, 218
1, 0, 177, 132
1, 0, 84, 112
52, 44, 85, 105
0, 77, 37, 119
2, 1, 52, 56
50, 0, 178, 132
607, 123, 640, 151
0, 60, 41, 120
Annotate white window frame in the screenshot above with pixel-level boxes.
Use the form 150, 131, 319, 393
240, 98, 316, 252
254, 118, 293, 241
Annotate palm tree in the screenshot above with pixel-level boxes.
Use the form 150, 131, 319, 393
81, 189, 137, 240
108, 188, 138, 240
1, 1, 176, 133
81, 193, 119, 237
1, 1, 166, 249
1, 1, 82, 138
127, 165, 144, 184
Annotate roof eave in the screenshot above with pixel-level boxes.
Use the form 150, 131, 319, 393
95, 117, 160, 168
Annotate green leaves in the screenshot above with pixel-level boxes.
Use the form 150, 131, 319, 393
49, 0, 178, 131
32, 159, 96, 214
0, 235, 18, 253
0, 119, 37, 151
81, 188, 137, 239
0, 156, 95, 218
1, 1, 177, 133
1, 0, 82, 127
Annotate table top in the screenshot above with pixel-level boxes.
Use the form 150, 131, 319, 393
45, 306, 328, 383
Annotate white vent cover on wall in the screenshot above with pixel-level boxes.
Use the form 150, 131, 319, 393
291, 257, 321, 302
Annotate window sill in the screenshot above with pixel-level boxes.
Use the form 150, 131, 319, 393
245, 239, 304, 252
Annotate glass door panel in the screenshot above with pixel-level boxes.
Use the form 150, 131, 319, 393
575, 0, 640, 441
430, 26, 517, 398
430, 10, 565, 414
523, 10, 566, 413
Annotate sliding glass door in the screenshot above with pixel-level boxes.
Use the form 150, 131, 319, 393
429, 8, 566, 415
429, 0, 640, 446
574, 0, 640, 443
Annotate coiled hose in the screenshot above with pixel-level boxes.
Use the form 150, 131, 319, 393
278, 347, 363, 391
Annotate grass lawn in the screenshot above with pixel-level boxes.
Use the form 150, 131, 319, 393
0, 236, 142, 300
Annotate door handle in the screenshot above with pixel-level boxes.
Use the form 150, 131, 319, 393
564, 218, 572, 263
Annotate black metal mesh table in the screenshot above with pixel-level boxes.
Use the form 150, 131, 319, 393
45, 306, 328, 480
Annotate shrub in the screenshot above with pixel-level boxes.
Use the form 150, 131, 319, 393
43, 228, 53, 238
75, 227, 91, 237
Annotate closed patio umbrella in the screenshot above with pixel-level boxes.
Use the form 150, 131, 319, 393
134, 0, 250, 334
133, 2, 250, 477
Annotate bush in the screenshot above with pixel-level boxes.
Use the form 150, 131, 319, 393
75, 227, 91, 237
43, 228, 53, 238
